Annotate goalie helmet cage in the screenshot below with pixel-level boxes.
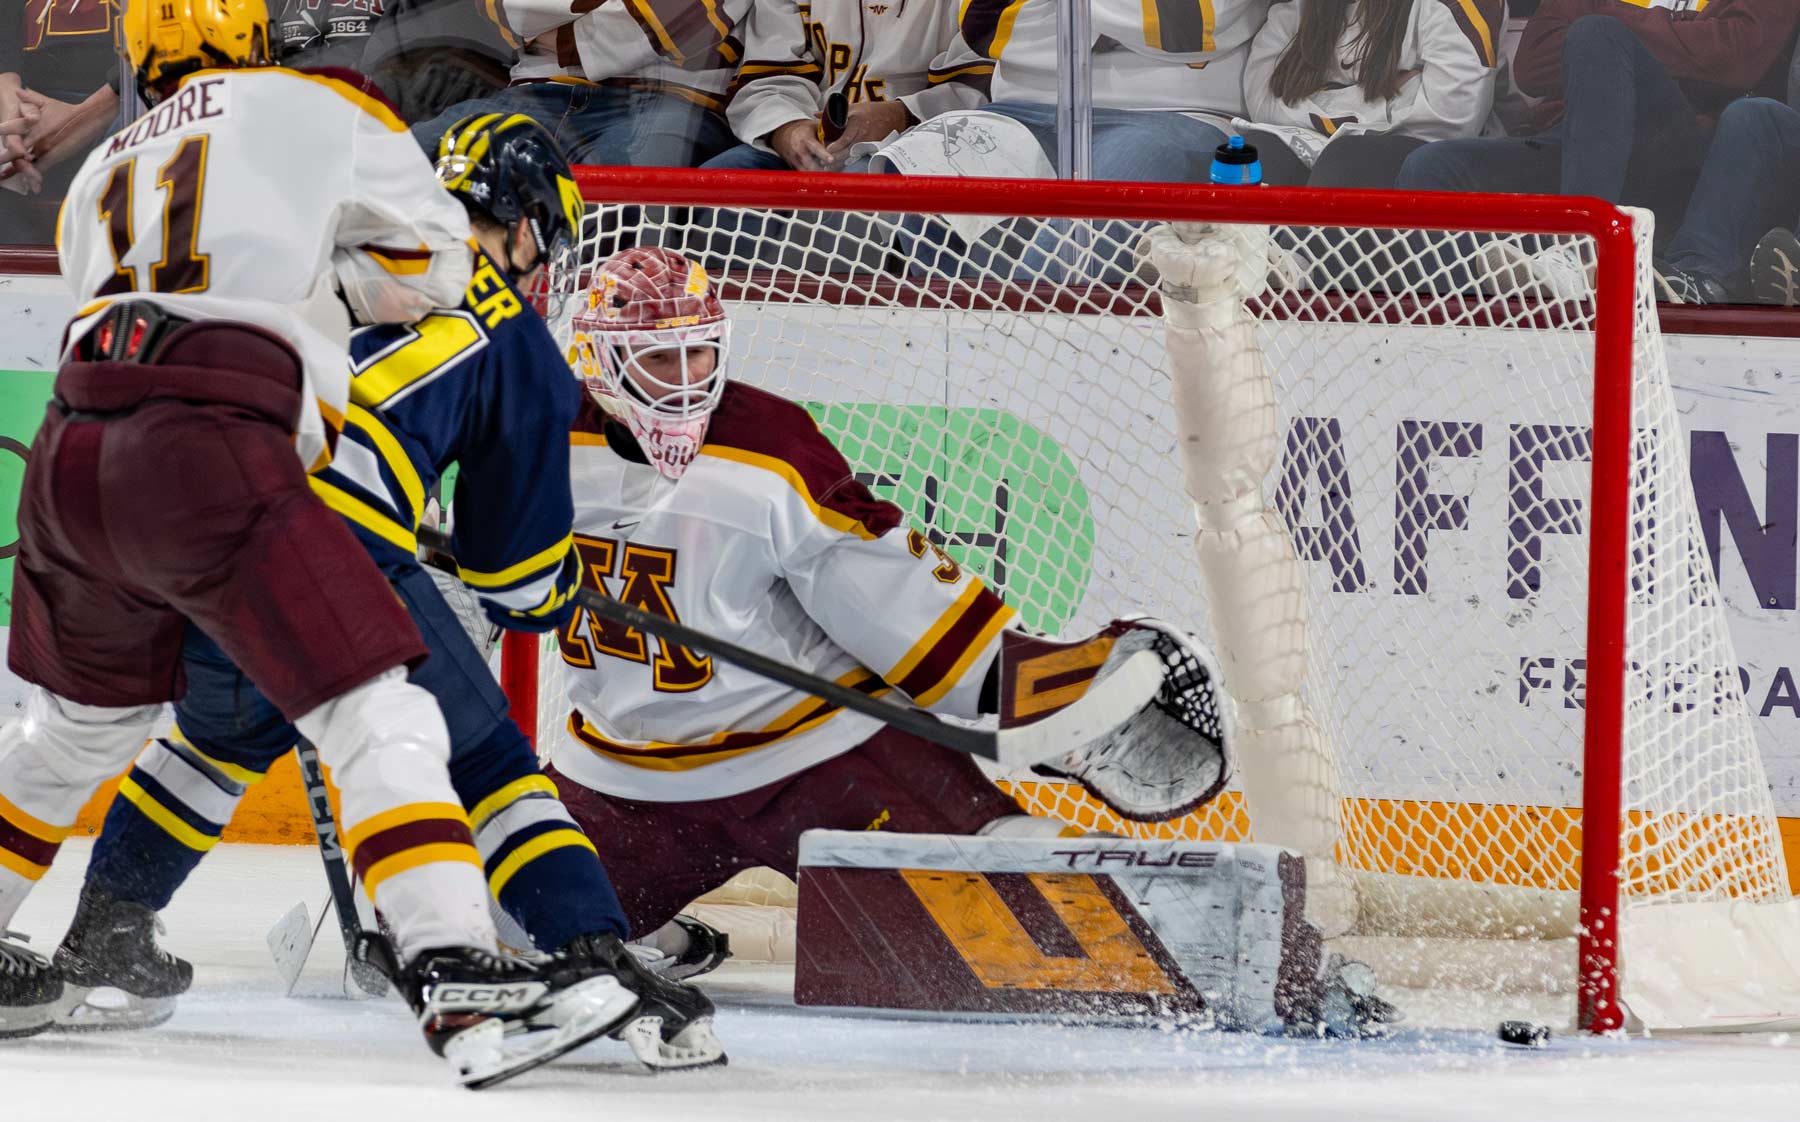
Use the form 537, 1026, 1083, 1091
505, 167, 1800, 1034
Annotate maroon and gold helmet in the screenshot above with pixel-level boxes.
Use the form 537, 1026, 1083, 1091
570, 247, 730, 479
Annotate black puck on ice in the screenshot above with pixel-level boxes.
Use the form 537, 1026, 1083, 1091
1497, 1020, 1552, 1047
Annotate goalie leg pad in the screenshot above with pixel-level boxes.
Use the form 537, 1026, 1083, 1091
794, 832, 1400, 1036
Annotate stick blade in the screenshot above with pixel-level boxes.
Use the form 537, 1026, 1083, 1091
266, 901, 313, 994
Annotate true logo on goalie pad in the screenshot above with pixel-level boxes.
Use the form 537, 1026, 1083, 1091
796, 833, 1320, 1028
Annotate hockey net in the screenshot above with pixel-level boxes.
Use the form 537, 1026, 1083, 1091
513, 168, 1800, 1031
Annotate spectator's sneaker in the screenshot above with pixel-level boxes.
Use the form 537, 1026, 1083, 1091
1478, 238, 1593, 302
1653, 266, 1730, 305
1749, 228, 1800, 307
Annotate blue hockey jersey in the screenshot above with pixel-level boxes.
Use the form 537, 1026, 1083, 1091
308, 249, 581, 631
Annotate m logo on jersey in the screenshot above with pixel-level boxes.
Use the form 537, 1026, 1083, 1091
558, 534, 713, 692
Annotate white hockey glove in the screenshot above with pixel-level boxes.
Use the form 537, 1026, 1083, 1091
997, 618, 1232, 822
332, 244, 470, 326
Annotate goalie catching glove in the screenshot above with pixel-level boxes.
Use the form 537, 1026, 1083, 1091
991, 617, 1232, 822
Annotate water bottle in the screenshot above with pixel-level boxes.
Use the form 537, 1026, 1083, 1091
1209, 135, 1262, 186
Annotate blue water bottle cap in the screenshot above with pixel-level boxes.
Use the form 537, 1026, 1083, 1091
1210, 135, 1262, 186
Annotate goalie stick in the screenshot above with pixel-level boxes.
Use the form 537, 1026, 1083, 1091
268, 736, 390, 998
416, 527, 1163, 770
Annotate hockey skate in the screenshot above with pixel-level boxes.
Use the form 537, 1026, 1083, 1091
51, 885, 193, 1032
399, 944, 640, 1090
628, 914, 732, 982
0, 932, 62, 1039
560, 931, 726, 1071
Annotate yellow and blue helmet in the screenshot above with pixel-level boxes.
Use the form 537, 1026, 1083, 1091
434, 113, 584, 274
121, 0, 270, 104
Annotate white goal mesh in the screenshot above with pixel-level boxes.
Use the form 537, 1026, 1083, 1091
524, 172, 1799, 1031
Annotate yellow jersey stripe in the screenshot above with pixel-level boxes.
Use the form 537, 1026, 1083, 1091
469, 774, 558, 832
912, 601, 1015, 708
342, 801, 468, 857
363, 248, 431, 277
346, 404, 427, 528
119, 776, 220, 853
1455, 0, 1496, 67
0, 846, 49, 882
986, 0, 1030, 57
699, 444, 879, 541
168, 725, 266, 786
182, 68, 409, 132
0, 788, 72, 846
885, 580, 985, 687
626, 0, 685, 62
488, 830, 598, 896
459, 532, 575, 590
308, 477, 417, 554
362, 842, 484, 896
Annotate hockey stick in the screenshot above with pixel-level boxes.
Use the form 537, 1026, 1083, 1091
289, 736, 390, 997
418, 528, 1163, 768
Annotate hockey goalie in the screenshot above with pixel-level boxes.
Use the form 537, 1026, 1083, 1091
520, 245, 1396, 1035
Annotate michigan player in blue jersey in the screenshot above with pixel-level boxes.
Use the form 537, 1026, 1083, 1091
48, 113, 724, 1070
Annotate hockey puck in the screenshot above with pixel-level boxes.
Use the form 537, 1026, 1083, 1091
1497, 1020, 1551, 1047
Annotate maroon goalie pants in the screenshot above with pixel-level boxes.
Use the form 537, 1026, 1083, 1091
7, 320, 426, 717
547, 725, 1026, 935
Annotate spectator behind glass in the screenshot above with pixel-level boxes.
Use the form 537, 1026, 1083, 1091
952, 0, 1273, 183
272, 0, 513, 124
0, 0, 125, 244
703, 0, 992, 173
1396, 0, 1800, 298
1654, 86, 1800, 304
409, 0, 744, 169
1241, 0, 1507, 188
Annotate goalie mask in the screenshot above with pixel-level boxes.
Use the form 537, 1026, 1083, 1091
570, 247, 730, 480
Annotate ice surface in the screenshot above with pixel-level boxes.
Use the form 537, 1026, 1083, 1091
4, 842, 1796, 1121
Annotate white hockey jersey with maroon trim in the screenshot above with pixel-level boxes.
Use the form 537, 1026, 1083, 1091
727, 0, 992, 149
55, 67, 470, 470
547, 386, 1015, 802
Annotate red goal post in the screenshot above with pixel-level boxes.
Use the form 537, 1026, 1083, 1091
506, 168, 1798, 1034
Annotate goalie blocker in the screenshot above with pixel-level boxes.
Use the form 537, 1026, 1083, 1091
794, 832, 1398, 1035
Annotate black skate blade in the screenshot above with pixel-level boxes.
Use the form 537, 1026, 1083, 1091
450, 974, 639, 1091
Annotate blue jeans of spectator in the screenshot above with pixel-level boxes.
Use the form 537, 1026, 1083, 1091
1661, 98, 1800, 292
981, 101, 1226, 183
412, 81, 734, 167
685, 142, 882, 268
1397, 15, 1707, 237
894, 104, 1225, 283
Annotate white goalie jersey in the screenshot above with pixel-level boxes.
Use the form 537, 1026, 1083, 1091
56, 67, 471, 470
547, 386, 1016, 802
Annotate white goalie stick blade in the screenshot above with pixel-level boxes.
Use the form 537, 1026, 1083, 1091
1008, 618, 1235, 822
266, 898, 318, 995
